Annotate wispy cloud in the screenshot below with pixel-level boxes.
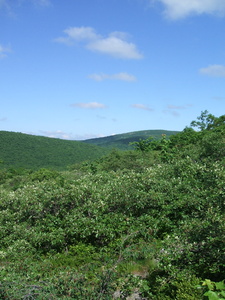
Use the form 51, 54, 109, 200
0, 0, 7, 9
0, 117, 7, 121
0, 44, 11, 59
131, 104, 154, 111
33, 130, 106, 140
212, 96, 225, 100
163, 109, 180, 117
199, 65, 225, 77
39, 130, 72, 140
33, 0, 51, 6
0, 0, 51, 12
88, 72, 137, 82
71, 102, 107, 109
63, 26, 99, 41
96, 114, 107, 119
167, 105, 186, 109
154, 0, 225, 19
74, 133, 108, 140
55, 27, 143, 59
163, 104, 191, 116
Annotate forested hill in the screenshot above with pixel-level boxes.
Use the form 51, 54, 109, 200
0, 130, 179, 170
0, 131, 109, 170
83, 129, 179, 150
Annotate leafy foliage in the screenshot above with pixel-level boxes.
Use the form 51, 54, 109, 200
0, 111, 225, 298
201, 279, 225, 299
190, 110, 225, 131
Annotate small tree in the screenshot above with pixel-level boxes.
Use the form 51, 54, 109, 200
190, 110, 225, 131
190, 110, 216, 131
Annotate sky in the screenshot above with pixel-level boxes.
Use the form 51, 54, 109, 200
1, 0, 225, 140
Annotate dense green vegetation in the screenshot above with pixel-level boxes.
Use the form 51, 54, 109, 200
0, 131, 109, 170
83, 129, 179, 150
0, 111, 225, 299
0, 130, 178, 170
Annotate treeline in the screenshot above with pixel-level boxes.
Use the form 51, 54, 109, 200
0, 111, 225, 299
83, 129, 179, 150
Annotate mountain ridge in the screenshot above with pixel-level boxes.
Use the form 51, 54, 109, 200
83, 129, 180, 150
0, 129, 179, 169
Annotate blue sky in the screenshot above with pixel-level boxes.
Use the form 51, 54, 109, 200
1, 0, 225, 140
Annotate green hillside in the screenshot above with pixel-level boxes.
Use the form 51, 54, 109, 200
0, 111, 225, 299
0, 130, 180, 170
0, 131, 109, 170
83, 129, 179, 150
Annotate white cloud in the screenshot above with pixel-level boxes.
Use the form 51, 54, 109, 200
75, 133, 108, 140
0, 44, 11, 59
131, 104, 153, 111
55, 26, 143, 60
35, 130, 106, 140
71, 102, 107, 109
88, 72, 137, 82
88, 36, 143, 59
200, 65, 225, 77
155, 0, 225, 19
39, 130, 72, 140
64, 27, 99, 41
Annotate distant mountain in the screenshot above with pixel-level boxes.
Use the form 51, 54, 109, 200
0, 131, 109, 170
83, 129, 180, 150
